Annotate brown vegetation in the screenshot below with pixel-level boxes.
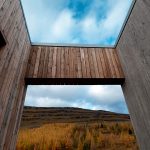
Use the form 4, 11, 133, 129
16, 122, 138, 150
21, 106, 130, 128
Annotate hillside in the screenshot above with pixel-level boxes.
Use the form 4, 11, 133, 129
20, 106, 130, 128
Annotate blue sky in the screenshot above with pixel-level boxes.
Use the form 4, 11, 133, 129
21, 0, 133, 46
25, 85, 129, 114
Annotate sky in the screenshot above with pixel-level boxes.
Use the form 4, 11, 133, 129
21, 0, 133, 46
25, 85, 129, 114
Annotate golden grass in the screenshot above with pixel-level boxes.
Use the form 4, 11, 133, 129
16, 122, 138, 150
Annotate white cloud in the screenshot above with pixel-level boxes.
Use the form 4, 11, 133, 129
49, 9, 75, 42
88, 85, 124, 104
21, 0, 133, 45
25, 85, 128, 114
80, 0, 132, 44
34, 97, 69, 107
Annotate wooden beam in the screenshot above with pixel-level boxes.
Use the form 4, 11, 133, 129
25, 46, 125, 85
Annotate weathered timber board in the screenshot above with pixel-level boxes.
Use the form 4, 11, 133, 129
25, 46, 124, 85
116, 0, 150, 149
0, 0, 31, 149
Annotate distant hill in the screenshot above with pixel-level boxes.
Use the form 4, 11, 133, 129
20, 106, 130, 128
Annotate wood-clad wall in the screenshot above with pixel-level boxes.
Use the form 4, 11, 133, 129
26, 46, 124, 85
0, 0, 31, 149
116, 0, 150, 149
1, 0, 150, 149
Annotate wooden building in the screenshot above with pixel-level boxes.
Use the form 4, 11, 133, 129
0, 0, 150, 149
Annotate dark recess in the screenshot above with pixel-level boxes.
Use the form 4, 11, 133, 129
25, 78, 125, 85
0, 31, 6, 47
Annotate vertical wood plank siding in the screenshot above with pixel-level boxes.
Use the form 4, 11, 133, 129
26, 46, 124, 85
116, 0, 150, 149
0, 0, 31, 149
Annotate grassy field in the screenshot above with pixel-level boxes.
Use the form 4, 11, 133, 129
16, 122, 138, 150
20, 106, 130, 128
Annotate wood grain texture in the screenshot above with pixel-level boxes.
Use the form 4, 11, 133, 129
25, 46, 125, 85
116, 0, 150, 149
0, 0, 31, 149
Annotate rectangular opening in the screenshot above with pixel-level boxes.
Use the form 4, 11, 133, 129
16, 85, 139, 149
0, 31, 6, 47
20, 0, 136, 47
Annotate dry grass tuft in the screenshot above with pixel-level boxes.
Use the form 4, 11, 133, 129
16, 122, 139, 150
